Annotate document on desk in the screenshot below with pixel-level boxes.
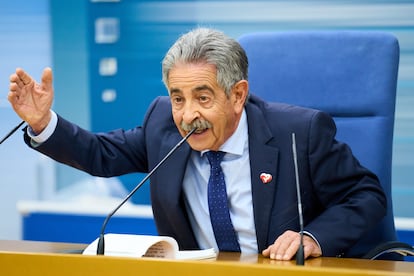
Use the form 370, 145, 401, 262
83, 233, 217, 260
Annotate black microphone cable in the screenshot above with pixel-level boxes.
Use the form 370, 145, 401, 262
0, 120, 25, 145
292, 132, 305, 265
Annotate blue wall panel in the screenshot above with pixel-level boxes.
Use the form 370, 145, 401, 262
50, 0, 414, 213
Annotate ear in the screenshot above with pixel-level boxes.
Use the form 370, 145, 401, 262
231, 80, 249, 113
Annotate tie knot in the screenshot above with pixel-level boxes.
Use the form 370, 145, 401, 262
205, 151, 225, 166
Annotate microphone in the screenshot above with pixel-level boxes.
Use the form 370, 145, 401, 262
292, 133, 305, 265
96, 127, 197, 255
0, 120, 25, 145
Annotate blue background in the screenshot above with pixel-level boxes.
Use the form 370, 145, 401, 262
0, 0, 413, 245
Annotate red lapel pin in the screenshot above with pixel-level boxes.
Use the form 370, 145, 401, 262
260, 173, 272, 184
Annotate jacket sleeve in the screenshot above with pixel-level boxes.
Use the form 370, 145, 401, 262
303, 111, 387, 257
23, 97, 165, 177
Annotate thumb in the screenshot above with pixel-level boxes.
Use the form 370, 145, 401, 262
41, 67, 53, 90
262, 246, 271, 256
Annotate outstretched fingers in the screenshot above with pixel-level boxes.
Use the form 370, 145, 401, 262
7, 67, 54, 131
9, 68, 34, 100
16, 67, 34, 86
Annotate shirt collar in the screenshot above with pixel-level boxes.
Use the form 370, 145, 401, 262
200, 109, 248, 157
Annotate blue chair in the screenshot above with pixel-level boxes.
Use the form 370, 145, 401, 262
238, 31, 414, 260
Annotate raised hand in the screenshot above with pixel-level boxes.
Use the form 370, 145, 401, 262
8, 67, 54, 134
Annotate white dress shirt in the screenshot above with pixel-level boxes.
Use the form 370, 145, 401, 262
182, 110, 258, 254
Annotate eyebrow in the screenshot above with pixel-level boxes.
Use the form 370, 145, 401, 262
170, 88, 181, 95
193, 85, 214, 94
169, 85, 215, 95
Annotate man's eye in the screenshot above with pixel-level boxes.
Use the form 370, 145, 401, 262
173, 97, 183, 104
199, 96, 209, 103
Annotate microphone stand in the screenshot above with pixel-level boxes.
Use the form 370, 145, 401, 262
0, 121, 25, 145
96, 127, 197, 255
292, 133, 305, 265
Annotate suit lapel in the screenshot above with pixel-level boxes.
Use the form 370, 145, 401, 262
246, 101, 279, 251
153, 130, 201, 248
156, 130, 192, 206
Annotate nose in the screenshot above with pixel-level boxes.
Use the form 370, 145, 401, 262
182, 101, 200, 124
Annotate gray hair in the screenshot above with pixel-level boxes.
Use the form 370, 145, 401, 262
162, 28, 248, 96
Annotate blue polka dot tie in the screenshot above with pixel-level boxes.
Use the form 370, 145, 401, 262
205, 151, 241, 252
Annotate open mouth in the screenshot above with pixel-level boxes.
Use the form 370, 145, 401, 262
193, 128, 209, 134
181, 120, 212, 136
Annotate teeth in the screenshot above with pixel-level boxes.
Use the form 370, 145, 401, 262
181, 120, 212, 133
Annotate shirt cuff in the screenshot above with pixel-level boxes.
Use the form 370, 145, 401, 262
303, 230, 323, 255
27, 110, 58, 146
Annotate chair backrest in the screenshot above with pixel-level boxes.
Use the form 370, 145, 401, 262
238, 31, 400, 257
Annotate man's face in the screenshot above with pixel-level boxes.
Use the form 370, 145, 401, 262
168, 62, 247, 151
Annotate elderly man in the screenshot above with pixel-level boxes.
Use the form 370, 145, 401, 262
8, 27, 385, 260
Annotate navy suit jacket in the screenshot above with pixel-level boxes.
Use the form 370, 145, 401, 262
27, 94, 386, 257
